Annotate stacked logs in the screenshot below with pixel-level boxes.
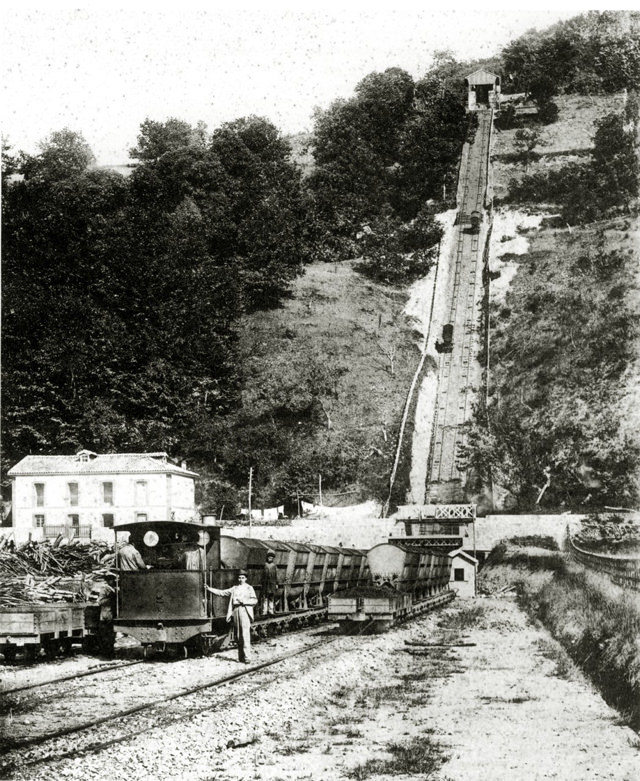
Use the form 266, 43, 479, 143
0, 536, 115, 606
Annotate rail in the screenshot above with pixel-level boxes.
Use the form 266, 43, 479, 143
568, 536, 640, 591
426, 109, 493, 501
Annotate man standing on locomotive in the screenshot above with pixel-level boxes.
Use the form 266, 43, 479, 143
117, 540, 149, 570
206, 570, 257, 664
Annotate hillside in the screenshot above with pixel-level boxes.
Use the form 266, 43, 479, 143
233, 260, 421, 510
491, 93, 626, 201
235, 90, 640, 515
475, 90, 640, 510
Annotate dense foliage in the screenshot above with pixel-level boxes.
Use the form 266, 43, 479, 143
308, 68, 467, 278
1, 121, 313, 485
502, 11, 640, 96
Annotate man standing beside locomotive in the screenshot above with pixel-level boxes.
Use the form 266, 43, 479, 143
206, 571, 258, 664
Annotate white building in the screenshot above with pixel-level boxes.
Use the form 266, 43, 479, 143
7, 450, 198, 543
448, 548, 478, 598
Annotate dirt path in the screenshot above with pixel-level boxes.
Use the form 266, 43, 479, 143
217, 597, 639, 781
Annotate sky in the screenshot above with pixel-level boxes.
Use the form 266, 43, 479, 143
3, 3, 593, 164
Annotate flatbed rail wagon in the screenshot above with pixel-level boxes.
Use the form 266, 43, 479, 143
0, 602, 89, 662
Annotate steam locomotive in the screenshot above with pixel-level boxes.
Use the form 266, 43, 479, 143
112, 519, 369, 656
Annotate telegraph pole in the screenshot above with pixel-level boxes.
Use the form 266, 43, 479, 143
318, 474, 323, 507
248, 467, 253, 537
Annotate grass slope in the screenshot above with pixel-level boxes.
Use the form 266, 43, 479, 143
239, 260, 421, 504
492, 93, 626, 202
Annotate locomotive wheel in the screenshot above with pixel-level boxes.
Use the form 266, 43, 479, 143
82, 635, 98, 654
187, 637, 205, 658
3, 645, 17, 663
45, 639, 60, 660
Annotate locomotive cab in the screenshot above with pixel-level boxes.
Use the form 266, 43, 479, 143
113, 520, 220, 654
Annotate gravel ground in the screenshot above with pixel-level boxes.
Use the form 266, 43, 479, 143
2, 598, 639, 781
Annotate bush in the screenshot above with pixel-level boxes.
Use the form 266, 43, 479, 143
520, 568, 640, 730
537, 100, 559, 124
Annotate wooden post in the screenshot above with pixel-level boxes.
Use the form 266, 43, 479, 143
296, 489, 301, 518
318, 474, 323, 507
248, 467, 253, 538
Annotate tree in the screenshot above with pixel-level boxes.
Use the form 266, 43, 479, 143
20, 129, 95, 181
592, 112, 639, 208
309, 67, 467, 240
513, 128, 544, 171
1, 138, 18, 178
355, 208, 442, 285
129, 118, 206, 161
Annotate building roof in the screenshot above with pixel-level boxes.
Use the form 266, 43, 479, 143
448, 548, 478, 565
466, 69, 500, 86
7, 451, 199, 477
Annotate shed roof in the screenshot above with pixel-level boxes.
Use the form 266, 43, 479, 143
8, 452, 199, 477
448, 548, 478, 565
466, 69, 500, 86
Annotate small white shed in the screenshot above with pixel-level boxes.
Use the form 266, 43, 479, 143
448, 548, 478, 597
465, 70, 501, 111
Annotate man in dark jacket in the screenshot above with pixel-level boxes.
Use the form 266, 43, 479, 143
261, 551, 279, 615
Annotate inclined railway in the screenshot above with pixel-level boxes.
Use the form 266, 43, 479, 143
427, 109, 493, 503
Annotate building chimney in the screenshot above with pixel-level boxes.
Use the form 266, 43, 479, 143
181, 460, 187, 470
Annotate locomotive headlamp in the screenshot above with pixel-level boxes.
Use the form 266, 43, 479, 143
143, 530, 159, 547
198, 530, 210, 546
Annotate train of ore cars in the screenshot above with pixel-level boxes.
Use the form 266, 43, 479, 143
0, 519, 455, 661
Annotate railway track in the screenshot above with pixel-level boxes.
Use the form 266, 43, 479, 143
427, 109, 493, 501
0, 624, 344, 776
1, 659, 143, 696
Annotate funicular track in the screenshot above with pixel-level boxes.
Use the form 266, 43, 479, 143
427, 110, 493, 503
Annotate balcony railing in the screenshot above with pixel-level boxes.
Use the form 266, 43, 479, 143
43, 525, 93, 541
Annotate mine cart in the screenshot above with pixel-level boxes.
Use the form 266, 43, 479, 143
435, 324, 454, 354
0, 602, 87, 662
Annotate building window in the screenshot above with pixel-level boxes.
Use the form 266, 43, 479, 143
34, 483, 45, 507
102, 513, 114, 528
135, 480, 148, 505
68, 514, 80, 527
419, 523, 428, 535
68, 482, 79, 506
102, 482, 114, 505
136, 512, 148, 522
34, 514, 45, 528
454, 568, 465, 582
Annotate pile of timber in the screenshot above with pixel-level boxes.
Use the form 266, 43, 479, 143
0, 536, 114, 577
0, 575, 86, 606
0, 537, 115, 607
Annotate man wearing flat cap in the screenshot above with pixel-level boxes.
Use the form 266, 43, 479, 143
206, 570, 258, 663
